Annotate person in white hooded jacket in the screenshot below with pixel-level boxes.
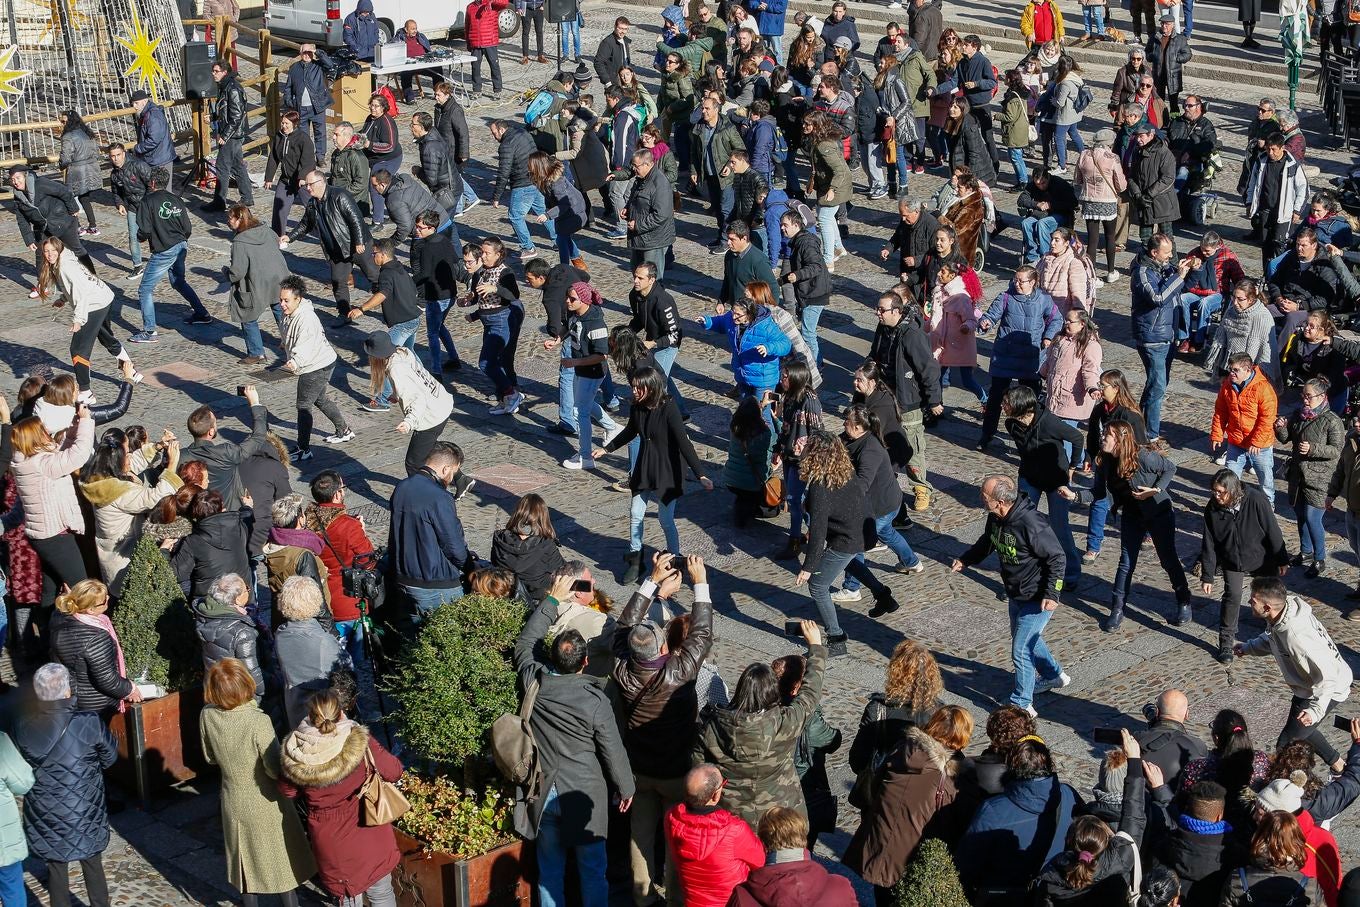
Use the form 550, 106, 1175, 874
1234, 576, 1354, 772
279, 277, 353, 463
38, 238, 140, 400
363, 329, 454, 477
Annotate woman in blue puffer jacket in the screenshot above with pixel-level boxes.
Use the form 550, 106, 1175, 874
702, 296, 792, 401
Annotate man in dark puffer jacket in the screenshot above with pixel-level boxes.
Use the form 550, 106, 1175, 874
16, 663, 119, 907
191, 572, 265, 698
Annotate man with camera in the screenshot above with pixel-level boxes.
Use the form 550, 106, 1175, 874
306, 469, 376, 668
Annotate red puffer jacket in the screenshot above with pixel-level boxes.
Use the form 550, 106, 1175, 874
728, 856, 861, 907
664, 803, 765, 907
465, 0, 508, 49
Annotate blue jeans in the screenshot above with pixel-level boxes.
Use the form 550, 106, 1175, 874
0, 860, 23, 907
508, 184, 554, 252
1019, 216, 1059, 262
558, 342, 579, 431
1087, 492, 1112, 553
456, 179, 480, 213
1295, 499, 1327, 561
560, 17, 581, 59
786, 461, 807, 539
377, 316, 420, 406
426, 298, 458, 371
762, 32, 784, 64
1008, 598, 1062, 708
1060, 418, 1086, 469
1082, 4, 1107, 33
1183, 0, 1194, 34
478, 303, 523, 397
556, 227, 579, 263
843, 512, 920, 591
810, 548, 888, 635
816, 204, 842, 265
537, 785, 608, 907
334, 618, 368, 670
781, 152, 801, 197
801, 304, 826, 368
1175, 292, 1221, 344
402, 584, 465, 618
1136, 342, 1175, 438
947, 366, 988, 403
630, 490, 680, 554
138, 241, 207, 331
1223, 442, 1275, 503
651, 344, 689, 417
575, 373, 618, 460
1020, 478, 1082, 583
241, 319, 266, 357
1052, 123, 1084, 171
125, 207, 143, 268
1007, 147, 1029, 187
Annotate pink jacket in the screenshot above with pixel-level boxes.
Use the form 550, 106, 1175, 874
1075, 146, 1126, 204
1037, 247, 1093, 316
11, 415, 94, 540
931, 277, 979, 367
1039, 334, 1103, 419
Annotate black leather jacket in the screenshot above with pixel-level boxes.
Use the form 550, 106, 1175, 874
212, 72, 249, 142
192, 594, 264, 698
288, 185, 370, 262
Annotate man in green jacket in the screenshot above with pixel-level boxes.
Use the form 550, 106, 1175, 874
329, 122, 372, 218
691, 96, 747, 251
719, 220, 778, 304
893, 35, 936, 170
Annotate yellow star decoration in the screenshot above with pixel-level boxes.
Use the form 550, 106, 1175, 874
0, 46, 30, 115
116, 4, 170, 104
38, 0, 93, 45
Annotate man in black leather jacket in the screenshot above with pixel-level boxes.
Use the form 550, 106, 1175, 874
204, 60, 253, 213
284, 169, 379, 320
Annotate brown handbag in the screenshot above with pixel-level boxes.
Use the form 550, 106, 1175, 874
741, 439, 784, 508
360, 745, 410, 827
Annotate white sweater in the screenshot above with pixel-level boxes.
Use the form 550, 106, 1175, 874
1245, 594, 1354, 722
57, 248, 114, 326
282, 299, 338, 375
388, 348, 453, 430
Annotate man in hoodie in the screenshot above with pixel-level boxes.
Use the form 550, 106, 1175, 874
663, 763, 764, 907
728, 807, 857, 907
390, 441, 472, 615
1235, 576, 1354, 773
341, 0, 380, 62
524, 256, 589, 435
107, 144, 153, 279
609, 556, 712, 902
601, 85, 640, 239
131, 167, 211, 342
412, 209, 464, 374
204, 60, 253, 214
185, 385, 272, 505
629, 263, 688, 418
8, 165, 94, 282
953, 473, 1068, 718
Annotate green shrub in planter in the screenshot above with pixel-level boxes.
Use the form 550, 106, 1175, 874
112, 534, 203, 691
385, 593, 523, 766
889, 838, 970, 907
397, 772, 515, 857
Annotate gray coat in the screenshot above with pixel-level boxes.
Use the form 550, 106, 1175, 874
627, 164, 675, 251
381, 173, 439, 243
275, 618, 348, 730
228, 223, 289, 324
1277, 409, 1346, 508
61, 130, 103, 197
511, 600, 635, 843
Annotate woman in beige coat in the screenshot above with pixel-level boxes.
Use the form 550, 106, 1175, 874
200, 658, 315, 907
77, 426, 182, 595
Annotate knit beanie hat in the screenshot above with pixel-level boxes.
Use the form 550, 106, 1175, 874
569, 280, 603, 307
1255, 774, 1307, 814
1095, 749, 1128, 796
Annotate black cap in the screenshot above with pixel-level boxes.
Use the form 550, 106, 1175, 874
364, 330, 396, 359
130, 89, 151, 102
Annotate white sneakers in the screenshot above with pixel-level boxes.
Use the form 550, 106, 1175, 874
1034, 671, 1072, 695
831, 588, 863, 603
490, 391, 526, 415
561, 456, 596, 470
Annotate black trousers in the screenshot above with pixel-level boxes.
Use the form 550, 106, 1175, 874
1280, 695, 1342, 765
980, 376, 1042, 442
36, 224, 96, 276
405, 423, 446, 476
471, 46, 503, 92
30, 532, 88, 612
48, 855, 110, 907
215, 137, 254, 204
520, 7, 545, 56
329, 250, 381, 317
70, 304, 125, 391
399, 67, 445, 99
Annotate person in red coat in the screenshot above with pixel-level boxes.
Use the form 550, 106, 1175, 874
665, 764, 765, 907
278, 689, 403, 905
304, 470, 375, 661
465, 0, 509, 95
727, 807, 859, 906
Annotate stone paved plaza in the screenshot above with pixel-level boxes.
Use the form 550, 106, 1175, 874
4, 0, 1360, 902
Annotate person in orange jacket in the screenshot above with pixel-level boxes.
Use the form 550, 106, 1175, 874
1211, 351, 1279, 504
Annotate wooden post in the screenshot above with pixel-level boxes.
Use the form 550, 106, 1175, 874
259, 28, 279, 138
214, 15, 233, 69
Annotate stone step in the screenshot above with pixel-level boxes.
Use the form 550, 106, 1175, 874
832, 0, 1313, 91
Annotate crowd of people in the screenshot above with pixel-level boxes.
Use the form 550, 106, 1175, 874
5, 0, 1360, 903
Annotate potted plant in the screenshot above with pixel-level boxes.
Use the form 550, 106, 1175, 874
108, 533, 206, 797
890, 838, 971, 907
385, 593, 533, 907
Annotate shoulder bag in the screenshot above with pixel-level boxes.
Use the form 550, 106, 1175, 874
740, 438, 783, 508
360, 744, 410, 826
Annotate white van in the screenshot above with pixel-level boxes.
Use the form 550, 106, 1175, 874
265, 0, 519, 49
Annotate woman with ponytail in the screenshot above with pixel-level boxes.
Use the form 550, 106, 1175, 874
1180, 708, 1271, 830
279, 689, 402, 906
1033, 729, 1148, 905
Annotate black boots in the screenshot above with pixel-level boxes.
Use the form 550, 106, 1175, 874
868, 595, 900, 618
1103, 602, 1125, 632
622, 550, 644, 585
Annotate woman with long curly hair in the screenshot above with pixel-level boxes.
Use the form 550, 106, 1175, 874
1069, 420, 1190, 631
786, 24, 823, 96
794, 431, 895, 655
38, 238, 141, 398
848, 639, 944, 783
1220, 811, 1318, 905
803, 110, 852, 268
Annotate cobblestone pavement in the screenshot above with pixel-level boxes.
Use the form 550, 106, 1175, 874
4, 1, 1360, 903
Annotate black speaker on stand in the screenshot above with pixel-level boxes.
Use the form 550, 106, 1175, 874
547, 0, 578, 68
183, 42, 217, 100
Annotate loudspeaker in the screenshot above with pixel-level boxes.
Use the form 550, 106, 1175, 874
183, 42, 217, 100
548, 0, 578, 25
